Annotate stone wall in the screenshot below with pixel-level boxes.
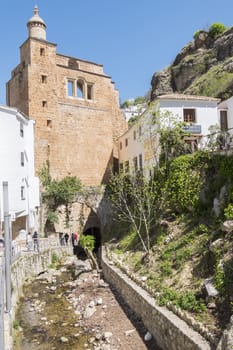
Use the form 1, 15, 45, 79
101, 251, 212, 350
4, 245, 72, 350
7, 35, 127, 186
11, 246, 72, 315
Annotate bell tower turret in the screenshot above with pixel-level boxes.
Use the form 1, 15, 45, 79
27, 5, 46, 40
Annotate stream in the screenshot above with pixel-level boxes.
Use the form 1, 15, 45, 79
14, 257, 91, 349
13, 255, 160, 350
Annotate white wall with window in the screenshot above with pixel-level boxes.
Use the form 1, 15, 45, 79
118, 109, 159, 178
0, 105, 39, 237
118, 94, 220, 177
158, 94, 220, 136
218, 96, 233, 132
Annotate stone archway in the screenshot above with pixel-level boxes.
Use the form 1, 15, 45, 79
82, 209, 101, 252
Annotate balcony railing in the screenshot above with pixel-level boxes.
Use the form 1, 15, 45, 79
183, 124, 202, 134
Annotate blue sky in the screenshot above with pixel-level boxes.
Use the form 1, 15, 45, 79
1, 0, 233, 105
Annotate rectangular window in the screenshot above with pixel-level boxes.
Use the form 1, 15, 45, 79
220, 110, 228, 131
67, 80, 74, 97
42, 100, 47, 108
87, 84, 93, 100
41, 75, 47, 83
125, 138, 128, 147
77, 79, 84, 98
133, 157, 138, 172
183, 109, 196, 123
139, 154, 143, 170
20, 123, 24, 137
119, 141, 122, 150
47, 119, 52, 128
40, 48, 45, 56
139, 126, 142, 136
21, 186, 25, 200
21, 152, 24, 166
133, 130, 136, 140
125, 160, 129, 173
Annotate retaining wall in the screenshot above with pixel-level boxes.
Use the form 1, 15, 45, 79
5, 245, 72, 350
101, 251, 212, 350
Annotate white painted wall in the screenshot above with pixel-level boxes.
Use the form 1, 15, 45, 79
218, 96, 233, 131
159, 98, 219, 136
0, 105, 39, 234
118, 95, 220, 177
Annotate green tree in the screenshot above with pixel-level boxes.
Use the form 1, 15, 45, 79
79, 234, 100, 272
38, 162, 82, 230
108, 172, 161, 260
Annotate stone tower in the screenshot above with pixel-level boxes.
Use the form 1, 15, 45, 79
7, 6, 127, 186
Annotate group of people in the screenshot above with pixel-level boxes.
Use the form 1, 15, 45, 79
26, 231, 39, 251
59, 232, 79, 247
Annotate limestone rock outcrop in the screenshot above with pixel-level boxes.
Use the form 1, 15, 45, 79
151, 26, 233, 101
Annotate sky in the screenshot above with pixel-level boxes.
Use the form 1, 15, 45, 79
1, 0, 233, 105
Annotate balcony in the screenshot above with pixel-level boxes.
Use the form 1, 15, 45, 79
183, 124, 202, 134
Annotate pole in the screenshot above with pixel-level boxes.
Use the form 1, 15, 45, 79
3, 182, 11, 313
0, 257, 5, 350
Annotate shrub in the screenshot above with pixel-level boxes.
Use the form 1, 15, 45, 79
13, 319, 20, 330
209, 23, 226, 38
51, 252, 59, 265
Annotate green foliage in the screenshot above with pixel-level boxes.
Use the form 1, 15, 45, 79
165, 154, 203, 212
188, 59, 233, 98
13, 319, 20, 330
108, 172, 161, 255
224, 204, 233, 219
37, 160, 51, 187
157, 287, 206, 313
209, 23, 227, 38
38, 162, 82, 231
134, 96, 147, 105
47, 211, 59, 224
51, 252, 59, 264
79, 234, 95, 252
160, 261, 173, 276
193, 29, 202, 39
121, 96, 147, 109
44, 176, 82, 207
152, 110, 191, 164
119, 229, 137, 251
178, 291, 206, 312
214, 258, 233, 297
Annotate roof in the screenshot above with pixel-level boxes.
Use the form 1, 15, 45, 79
157, 94, 220, 102
27, 6, 46, 27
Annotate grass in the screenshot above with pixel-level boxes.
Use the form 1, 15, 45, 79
110, 214, 233, 334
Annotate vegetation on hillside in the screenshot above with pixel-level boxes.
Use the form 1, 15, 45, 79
107, 116, 233, 341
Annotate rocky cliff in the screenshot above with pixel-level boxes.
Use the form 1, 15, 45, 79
151, 27, 233, 101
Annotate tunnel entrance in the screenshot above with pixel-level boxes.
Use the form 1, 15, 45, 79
83, 226, 101, 253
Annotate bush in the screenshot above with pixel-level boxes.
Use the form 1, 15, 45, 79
209, 23, 226, 38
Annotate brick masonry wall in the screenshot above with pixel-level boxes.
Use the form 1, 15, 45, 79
7, 37, 127, 186
101, 251, 212, 350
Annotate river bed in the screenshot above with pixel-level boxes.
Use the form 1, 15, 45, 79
13, 255, 160, 350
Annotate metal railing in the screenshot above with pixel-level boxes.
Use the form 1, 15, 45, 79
10, 236, 62, 263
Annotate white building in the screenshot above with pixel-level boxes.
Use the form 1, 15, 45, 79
121, 103, 147, 122
118, 94, 220, 177
0, 105, 39, 239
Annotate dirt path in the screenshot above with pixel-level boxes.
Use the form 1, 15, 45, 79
14, 256, 161, 350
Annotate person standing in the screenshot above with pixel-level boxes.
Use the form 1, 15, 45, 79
64, 233, 69, 245
26, 232, 33, 251
32, 231, 39, 251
